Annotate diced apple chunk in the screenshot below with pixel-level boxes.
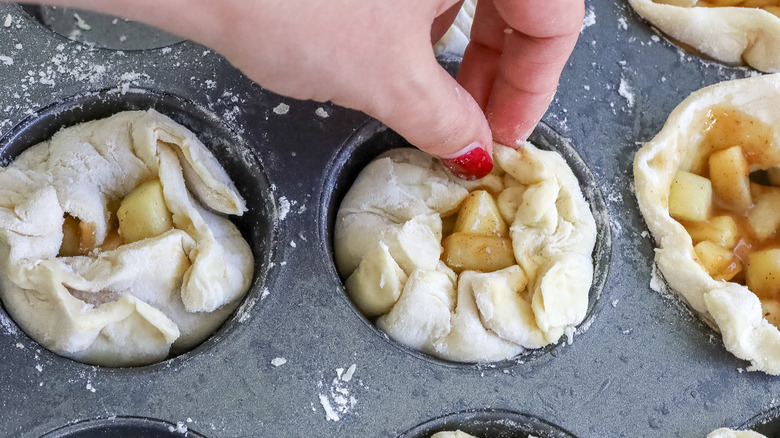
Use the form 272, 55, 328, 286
748, 190, 780, 241
694, 241, 742, 282
747, 249, 780, 300
708, 146, 752, 211
762, 299, 780, 328
684, 215, 739, 249
59, 214, 81, 257
117, 179, 174, 243
453, 190, 509, 237
669, 171, 712, 222
768, 166, 780, 187
441, 232, 515, 273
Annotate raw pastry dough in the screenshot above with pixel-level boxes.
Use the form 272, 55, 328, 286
334, 143, 596, 362
0, 110, 253, 367
634, 74, 780, 374
433, 0, 476, 59
431, 432, 478, 438
708, 429, 766, 438
628, 0, 780, 72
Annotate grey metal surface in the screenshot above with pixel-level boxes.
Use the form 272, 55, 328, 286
0, 1, 776, 437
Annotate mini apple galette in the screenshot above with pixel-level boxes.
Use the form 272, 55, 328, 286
334, 143, 597, 362
634, 74, 780, 374
0, 110, 253, 367
628, 0, 780, 72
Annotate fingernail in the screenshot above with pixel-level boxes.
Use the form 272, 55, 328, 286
440, 142, 493, 181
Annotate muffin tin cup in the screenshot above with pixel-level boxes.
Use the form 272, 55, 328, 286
397, 409, 577, 438
0, 87, 276, 370
320, 118, 611, 369
39, 417, 207, 438
3, 0, 780, 436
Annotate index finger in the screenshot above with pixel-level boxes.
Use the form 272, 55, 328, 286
458, 0, 584, 146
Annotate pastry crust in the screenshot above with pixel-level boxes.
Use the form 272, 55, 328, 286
335, 143, 596, 362
628, 0, 780, 72
0, 110, 253, 367
708, 429, 766, 438
634, 74, 780, 374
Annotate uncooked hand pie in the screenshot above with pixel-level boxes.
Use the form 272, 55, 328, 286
334, 143, 597, 362
0, 110, 253, 367
629, 0, 780, 72
634, 74, 780, 374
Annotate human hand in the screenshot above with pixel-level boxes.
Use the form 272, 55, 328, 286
8, 0, 583, 180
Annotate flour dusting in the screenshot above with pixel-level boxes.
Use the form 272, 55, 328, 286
315, 107, 329, 118
316, 364, 359, 422
582, 7, 596, 30
618, 77, 635, 108
273, 103, 290, 115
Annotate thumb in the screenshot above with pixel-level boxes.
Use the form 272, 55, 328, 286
364, 56, 494, 181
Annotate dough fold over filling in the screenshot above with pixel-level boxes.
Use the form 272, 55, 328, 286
629, 0, 780, 72
334, 144, 596, 362
0, 109, 253, 367
634, 73, 780, 375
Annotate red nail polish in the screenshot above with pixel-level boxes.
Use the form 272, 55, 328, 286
440, 144, 493, 181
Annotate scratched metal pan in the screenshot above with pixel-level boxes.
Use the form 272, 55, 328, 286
1, 0, 780, 437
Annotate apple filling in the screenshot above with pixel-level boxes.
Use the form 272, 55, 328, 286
669, 105, 780, 326
59, 179, 174, 257
441, 190, 515, 274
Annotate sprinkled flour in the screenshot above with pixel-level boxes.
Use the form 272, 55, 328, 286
317, 364, 359, 422
315, 107, 329, 118
273, 103, 290, 115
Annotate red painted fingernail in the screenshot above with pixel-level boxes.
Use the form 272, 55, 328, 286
440, 142, 493, 181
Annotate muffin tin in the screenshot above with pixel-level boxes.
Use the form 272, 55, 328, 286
1, 1, 780, 437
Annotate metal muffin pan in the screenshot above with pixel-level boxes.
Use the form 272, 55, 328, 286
1, 0, 779, 436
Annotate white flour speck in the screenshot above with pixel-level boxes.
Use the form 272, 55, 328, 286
0, 56, 13, 66
271, 357, 287, 367
618, 77, 635, 108
73, 13, 92, 31
236, 296, 258, 323
581, 7, 596, 30
3, 14, 11, 28
0, 312, 17, 335
273, 103, 290, 115
342, 364, 356, 382
315, 107, 330, 118
167, 422, 187, 434
278, 196, 291, 221
317, 365, 359, 422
